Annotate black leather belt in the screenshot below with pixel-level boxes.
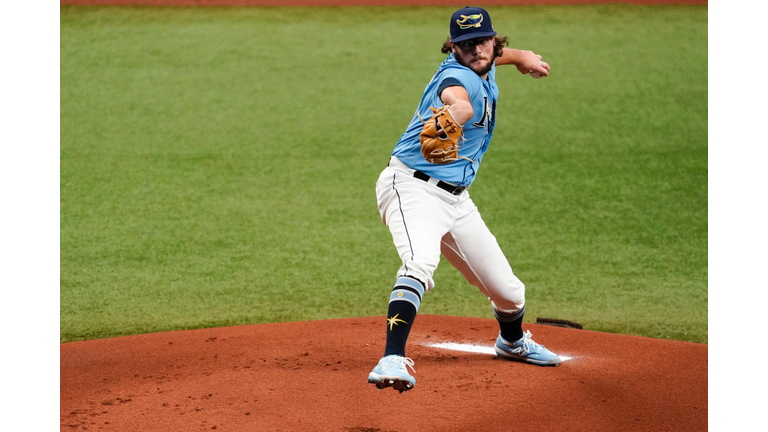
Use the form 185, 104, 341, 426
413, 170, 466, 196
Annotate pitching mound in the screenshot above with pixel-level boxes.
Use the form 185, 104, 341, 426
60, 315, 707, 431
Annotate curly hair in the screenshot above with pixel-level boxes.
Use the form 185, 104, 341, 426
441, 35, 509, 58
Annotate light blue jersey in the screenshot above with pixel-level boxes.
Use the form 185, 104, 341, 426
392, 53, 499, 187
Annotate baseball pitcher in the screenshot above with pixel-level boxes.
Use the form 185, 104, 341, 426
368, 6, 561, 393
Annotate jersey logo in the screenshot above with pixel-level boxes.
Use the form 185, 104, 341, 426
456, 14, 483, 29
387, 314, 408, 331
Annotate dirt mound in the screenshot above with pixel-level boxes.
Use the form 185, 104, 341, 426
60, 315, 707, 431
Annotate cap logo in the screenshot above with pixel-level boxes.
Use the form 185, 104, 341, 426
456, 14, 484, 29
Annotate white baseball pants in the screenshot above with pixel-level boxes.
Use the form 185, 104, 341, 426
376, 157, 526, 314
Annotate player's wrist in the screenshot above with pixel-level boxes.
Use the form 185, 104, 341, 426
445, 107, 464, 127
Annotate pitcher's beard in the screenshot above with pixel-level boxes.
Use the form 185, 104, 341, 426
456, 55, 495, 76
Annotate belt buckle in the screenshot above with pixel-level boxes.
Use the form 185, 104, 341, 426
452, 187, 464, 196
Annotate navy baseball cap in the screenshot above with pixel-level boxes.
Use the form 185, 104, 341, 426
449, 6, 496, 43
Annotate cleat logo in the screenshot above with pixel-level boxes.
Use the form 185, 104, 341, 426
456, 14, 483, 30
387, 314, 408, 331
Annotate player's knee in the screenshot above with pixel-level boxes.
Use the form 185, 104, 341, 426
491, 280, 525, 311
409, 274, 435, 292
397, 264, 435, 292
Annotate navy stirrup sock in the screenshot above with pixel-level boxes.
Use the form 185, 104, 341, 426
495, 307, 525, 342
383, 277, 425, 357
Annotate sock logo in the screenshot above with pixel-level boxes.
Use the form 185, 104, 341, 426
387, 314, 408, 331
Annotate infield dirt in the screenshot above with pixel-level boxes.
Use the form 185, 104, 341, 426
61, 315, 707, 431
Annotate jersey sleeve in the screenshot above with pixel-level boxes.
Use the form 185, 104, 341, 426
437, 68, 481, 100
437, 77, 462, 98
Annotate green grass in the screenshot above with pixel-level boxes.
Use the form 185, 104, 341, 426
60, 5, 707, 343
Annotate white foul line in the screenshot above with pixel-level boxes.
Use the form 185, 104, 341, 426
423, 341, 572, 361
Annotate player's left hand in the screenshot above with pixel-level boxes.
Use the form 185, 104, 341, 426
419, 106, 468, 164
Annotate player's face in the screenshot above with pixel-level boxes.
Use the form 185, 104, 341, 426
451, 36, 495, 77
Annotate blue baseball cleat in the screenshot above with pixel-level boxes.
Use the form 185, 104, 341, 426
368, 355, 416, 392
495, 331, 561, 366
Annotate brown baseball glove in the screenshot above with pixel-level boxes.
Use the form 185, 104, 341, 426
418, 105, 473, 164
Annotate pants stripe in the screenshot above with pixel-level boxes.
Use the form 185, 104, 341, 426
392, 173, 415, 263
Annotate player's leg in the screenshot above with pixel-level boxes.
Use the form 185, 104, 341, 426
368, 275, 423, 392
441, 198, 560, 366
376, 171, 448, 292
377, 173, 447, 358
440, 212, 526, 342
369, 168, 453, 390
383, 276, 425, 358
